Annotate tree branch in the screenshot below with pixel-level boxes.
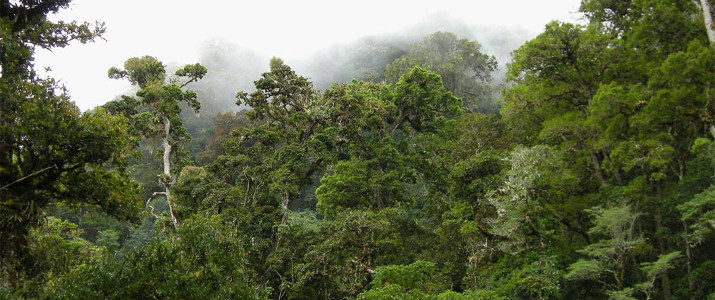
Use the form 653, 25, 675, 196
0, 165, 56, 190
145, 191, 167, 219
179, 78, 199, 89
694, 0, 702, 10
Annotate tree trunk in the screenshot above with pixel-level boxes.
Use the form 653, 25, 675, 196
698, 0, 715, 44
281, 190, 290, 223
683, 221, 695, 300
162, 115, 179, 230
591, 152, 608, 185
695, 0, 715, 138
655, 208, 672, 299
604, 154, 623, 184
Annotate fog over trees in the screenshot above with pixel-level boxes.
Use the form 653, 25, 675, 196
183, 14, 534, 114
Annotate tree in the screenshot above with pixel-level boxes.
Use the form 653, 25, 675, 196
218, 62, 462, 298
108, 56, 207, 230
638, 251, 683, 300
0, 0, 139, 286
233, 58, 321, 218
565, 205, 645, 295
567, 205, 682, 299
503, 21, 609, 146
358, 260, 448, 299
195, 111, 250, 165
385, 32, 498, 113
316, 67, 462, 218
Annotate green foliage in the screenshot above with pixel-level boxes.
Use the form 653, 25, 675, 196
95, 229, 121, 251
316, 146, 415, 218
314, 67, 460, 218
230, 58, 322, 217
284, 209, 428, 299
369, 260, 447, 294
391, 66, 463, 132
108, 56, 166, 88
217, 61, 464, 299
8, 1, 715, 298
50, 213, 267, 299
359, 260, 520, 299
19, 217, 102, 297
0, 0, 139, 288
452, 113, 514, 160
385, 32, 498, 113
109, 55, 207, 230
436, 290, 506, 300
173, 166, 212, 217
679, 186, 715, 246
503, 21, 609, 145
686, 260, 715, 298
637, 251, 682, 298
123, 216, 156, 250
566, 205, 645, 291
237, 57, 315, 128
108, 55, 207, 150
498, 2, 715, 298
229, 61, 461, 226
359, 283, 432, 300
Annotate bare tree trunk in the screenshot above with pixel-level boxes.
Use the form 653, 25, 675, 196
162, 115, 179, 230
693, 0, 715, 137
281, 191, 290, 223
696, 0, 715, 44
706, 82, 715, 139
683, 221, 696, 300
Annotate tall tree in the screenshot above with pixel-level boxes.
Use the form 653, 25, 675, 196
109, 56, 207, 230
316, 67, 462, 218
234, 57, 321, 221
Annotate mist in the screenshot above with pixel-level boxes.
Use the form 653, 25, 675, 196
294, 13, 535, 89
180, 14, 543, 116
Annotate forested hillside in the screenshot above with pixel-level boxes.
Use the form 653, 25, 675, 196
2, 0, 715, 299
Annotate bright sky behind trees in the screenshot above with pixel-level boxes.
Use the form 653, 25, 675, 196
33, 0, 582, 110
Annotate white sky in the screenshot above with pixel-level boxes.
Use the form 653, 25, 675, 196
34, 0, 583, 111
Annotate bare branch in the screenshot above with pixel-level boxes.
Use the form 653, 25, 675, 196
0, 165, 56, 190
145, 191, 167, 219
693, 0, 703, 10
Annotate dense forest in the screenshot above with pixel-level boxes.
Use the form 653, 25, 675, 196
2, 0, 715, 299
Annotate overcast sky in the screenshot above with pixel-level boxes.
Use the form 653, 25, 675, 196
34, 0, 583, 111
